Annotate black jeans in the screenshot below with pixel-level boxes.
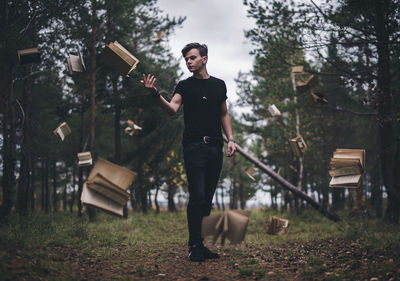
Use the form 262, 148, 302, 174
183, 140, 223, 246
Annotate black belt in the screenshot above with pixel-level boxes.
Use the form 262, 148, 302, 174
184, 136, 222, 146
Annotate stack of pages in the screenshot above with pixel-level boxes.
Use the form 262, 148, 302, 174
329, 149, 365, 188
81, 158, 137, 216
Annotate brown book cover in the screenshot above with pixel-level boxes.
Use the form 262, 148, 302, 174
333, 149, 365, 168
53, 122, 71, 141
81, 183, 124, 216
202, 210, 249, 245
102, 41, 139, 76
17, 48, 41, 64
88, 158, 137, 191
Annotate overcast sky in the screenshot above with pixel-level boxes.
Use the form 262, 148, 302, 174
157, 0, 255, 105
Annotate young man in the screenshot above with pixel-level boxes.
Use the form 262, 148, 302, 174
141, 43, 236, 262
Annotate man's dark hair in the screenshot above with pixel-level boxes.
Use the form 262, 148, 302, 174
181, 43, 208, 57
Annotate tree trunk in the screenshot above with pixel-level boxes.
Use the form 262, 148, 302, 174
52, 160, 58, 212
70, 165, 76, 213
167, 184, 177, 212
44, 158, 50, 214
374, 0, 398, 223
1, 76, 16, 221
154, 184, 160, 214
30, 155, 35, 211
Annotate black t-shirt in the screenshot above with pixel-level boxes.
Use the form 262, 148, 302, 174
174, 76, 227, 145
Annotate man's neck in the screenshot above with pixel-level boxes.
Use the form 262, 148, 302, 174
192, 68, 210, 79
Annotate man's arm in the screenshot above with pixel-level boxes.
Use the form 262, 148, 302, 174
141, 74, 182, 116
221, 101, 236, 157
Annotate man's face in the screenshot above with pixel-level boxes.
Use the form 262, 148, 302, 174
184, 48, 207, 73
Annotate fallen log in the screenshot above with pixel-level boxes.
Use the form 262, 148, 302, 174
225, 137, 340, 222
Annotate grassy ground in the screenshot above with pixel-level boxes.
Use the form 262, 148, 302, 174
1, 207, 399, 280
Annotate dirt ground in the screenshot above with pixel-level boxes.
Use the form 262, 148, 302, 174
5, 238, 397, 281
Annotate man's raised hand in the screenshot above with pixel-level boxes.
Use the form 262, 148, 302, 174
140, 74, 158, 95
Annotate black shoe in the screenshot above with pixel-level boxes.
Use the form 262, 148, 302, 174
188, 243, 205, 262
202, 245, 220, 259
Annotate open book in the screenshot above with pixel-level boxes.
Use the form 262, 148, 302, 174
53, 122, 71, 141
102, 41, 139, 76
309, 91, 328, 105
67, 50, 86, 74
267, 216, 289, 235
17, 48, 41, 65
77, 152, 92, 167
81, 182, 124, 216
289, 135, 307, 157
202, 210, 250, 245
296, 74, 318, 93
125, 119, 142, 136
268, 104, 281, 117
244, 167, 257, 181
81, 158, 137, 216
329, 148, 365, 188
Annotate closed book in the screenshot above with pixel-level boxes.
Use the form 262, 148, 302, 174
329, 174, 362, 188
78, 152, 92, 167
67, 54, 85, 74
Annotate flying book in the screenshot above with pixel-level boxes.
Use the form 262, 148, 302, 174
295, 74, 318, 93
102, 41, 139, 76
53, 122, 71, 141
151, 31, 165, 43
17, 48, 41, 65
329, 149, 365, 188
77, 152, 92, 167
267, 216, 289, 235
67, 51, 86, 74
291, 65, 304, 74
244, 167, 257, 181
268, 104, 281, 117
289, 135, 307, 157
81, 158, 137, 216
81, 182, 124, 216
309, 91, 328, 106
86, 173, 130, 206
87, 158, 137, 191
202, 210, 249, 245
125, 119, 142, 136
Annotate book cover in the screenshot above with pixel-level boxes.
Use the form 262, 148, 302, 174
268, 104, 281, 117
67, 54, 85, 74
17, 48, 41, 64
81, 183, 124, 216
88, 158, 137, 191
53, 122, 71, 141
102, 41, 139, 76
202, 210, 249, 245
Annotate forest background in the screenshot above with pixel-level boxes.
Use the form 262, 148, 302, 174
1, 0, 400, 222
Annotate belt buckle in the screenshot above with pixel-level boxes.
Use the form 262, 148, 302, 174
203, 136, 211, 144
